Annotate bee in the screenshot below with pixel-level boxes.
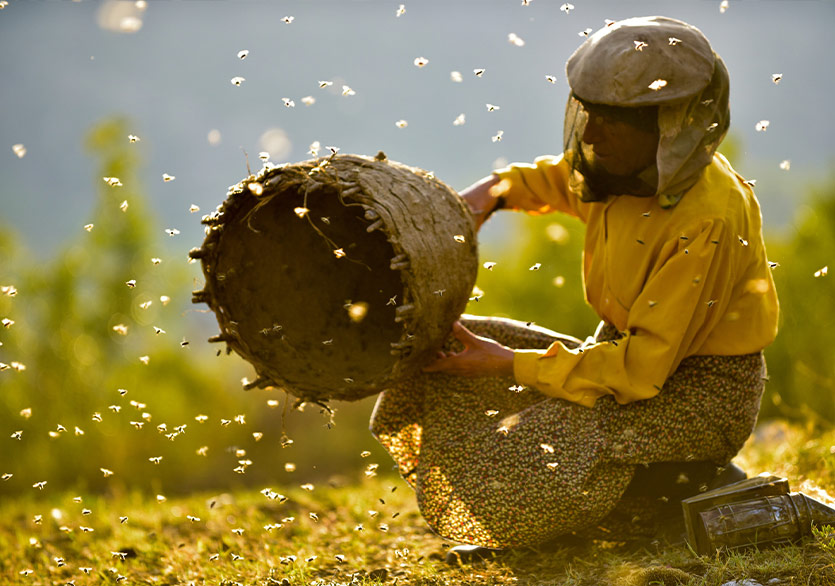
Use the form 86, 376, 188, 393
508, 33, 525, 47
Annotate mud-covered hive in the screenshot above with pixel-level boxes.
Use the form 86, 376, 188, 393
191, 153, 478, 403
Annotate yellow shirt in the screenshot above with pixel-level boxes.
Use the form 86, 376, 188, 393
494, 153, 779, 407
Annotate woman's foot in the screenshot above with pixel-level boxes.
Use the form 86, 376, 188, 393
445, 544, 501, 565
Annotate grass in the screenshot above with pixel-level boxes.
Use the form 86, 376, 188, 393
1, 420, 834, 586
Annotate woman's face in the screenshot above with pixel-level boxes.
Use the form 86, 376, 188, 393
581, 105, 659, 177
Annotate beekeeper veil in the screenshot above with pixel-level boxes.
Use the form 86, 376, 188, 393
563, 16, 730, 207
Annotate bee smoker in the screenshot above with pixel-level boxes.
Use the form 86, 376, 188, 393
682, 474, 835, 555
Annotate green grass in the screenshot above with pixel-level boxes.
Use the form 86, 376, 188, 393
1, 421, 834, 586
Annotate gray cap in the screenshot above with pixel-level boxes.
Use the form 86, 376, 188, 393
566, 16, 715, 106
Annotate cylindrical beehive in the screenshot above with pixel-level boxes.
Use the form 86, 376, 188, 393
191, 153, 478, 403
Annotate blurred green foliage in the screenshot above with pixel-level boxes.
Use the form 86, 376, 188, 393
0, 121, 832, 496
758, 183, 835, 425
0, 119, 385, 497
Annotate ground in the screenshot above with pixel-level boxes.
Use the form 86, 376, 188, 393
1, 421, 833, 586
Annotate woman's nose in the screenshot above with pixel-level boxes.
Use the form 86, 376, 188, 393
582, 115, 605, 144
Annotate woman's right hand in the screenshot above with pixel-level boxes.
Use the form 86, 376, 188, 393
459, 174, 504, 231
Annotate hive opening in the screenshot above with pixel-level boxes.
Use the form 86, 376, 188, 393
212, 179, 404, 395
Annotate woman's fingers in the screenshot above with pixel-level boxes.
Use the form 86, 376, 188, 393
450, 321, 478, 347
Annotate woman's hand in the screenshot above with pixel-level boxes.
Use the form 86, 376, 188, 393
459, 174, 504, 231
423, 321, 515, 377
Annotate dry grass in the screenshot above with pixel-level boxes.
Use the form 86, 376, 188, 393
1, 421, 834, 586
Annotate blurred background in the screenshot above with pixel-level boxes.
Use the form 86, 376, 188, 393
1, 0, 834, 496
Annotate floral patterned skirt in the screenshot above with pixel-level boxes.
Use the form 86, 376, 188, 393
369, 315, 766, 548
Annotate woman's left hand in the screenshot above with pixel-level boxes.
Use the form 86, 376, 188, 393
423, 321, 515, 377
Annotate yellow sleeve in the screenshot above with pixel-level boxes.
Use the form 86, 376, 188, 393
493, 155, 588, 220
514, 218, 732, 407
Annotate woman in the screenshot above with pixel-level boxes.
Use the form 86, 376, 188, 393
370, 16, 779, 553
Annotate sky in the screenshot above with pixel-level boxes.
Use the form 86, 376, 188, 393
2, 0, 834, 261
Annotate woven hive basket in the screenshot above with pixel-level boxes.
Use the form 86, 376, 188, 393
191, 153, 478, 403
